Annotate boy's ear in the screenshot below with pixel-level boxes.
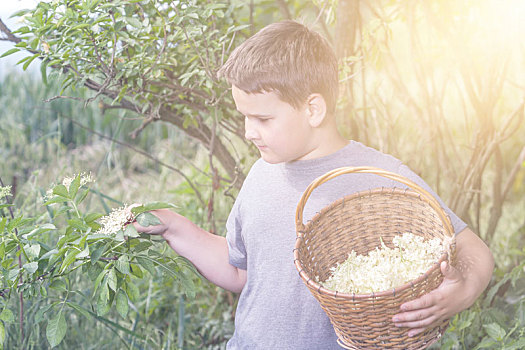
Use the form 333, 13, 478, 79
306, 93, 327, 128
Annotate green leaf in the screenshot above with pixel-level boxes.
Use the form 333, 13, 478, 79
115, 289, 129, 318
86, 233, 110, 241
456, 310, 476, 331
133, 240, 152, 253
69, 174, 81, 199
7, 216, 22, 232
115, 255, 130, 275
124, 281, 139, 302
44, 196, 67, 205
67, 218, 89, 231
76, 244, 89, 259
52, 185, 69, 199
473, 338, 498, 349
90, 244, 106, 264
0, 242, 5, 260
131, 202, 176, 216
25, 244, 41, 260
114, 230, 125, 242
100, 281, 110, 302
484, 323, 506, 341
7, 268, 20, 282
97, 285, 111, 316
59, 249, 80, 273
136, 212, 161, 227
41, 59, 49, 85
46, 312, 67, 348
88, 261, 103, 281
130, 264, 143, 278
504, 338, 525, 350
0, 321, 4, 350
35, 303, 55, 323
187, 12, 199, 19
23, 262, 39, 274
136, 256, 156, 276
0, 48, 20, 58
125, 17, 142, 28
66, 302, 91, 320
9, 9, 32, 18
0, 309, 14, 323
92, 269, 107, 297
75, 188, 90, 204
39, 248, 59, 261
40, 223, 57, 230
71, 23, 91, 30
0, 218, 6, 233
23, 53, 40, 71
85, 213, 103, 223
114, 85, 128, 103
49, 280, 67, 292
107, 268, 117, 292
123, 224, 139, 238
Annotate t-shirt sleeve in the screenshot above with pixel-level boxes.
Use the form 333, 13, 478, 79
226, 198, 247, 270
396, 164, 468, 235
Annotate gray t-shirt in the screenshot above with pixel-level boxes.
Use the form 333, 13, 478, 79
225, 141, 467, 349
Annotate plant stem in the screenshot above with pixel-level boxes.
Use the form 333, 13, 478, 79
70, 200, 81, 219
0, 175, 25, 346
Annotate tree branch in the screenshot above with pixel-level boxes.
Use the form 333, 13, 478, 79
0, 18, 21, 44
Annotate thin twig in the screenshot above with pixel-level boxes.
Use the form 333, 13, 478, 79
63, 117, 207, 207
43, 95, 85, 103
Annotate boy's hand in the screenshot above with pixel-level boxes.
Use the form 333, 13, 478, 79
392, 260, 467, 337
131, 208, 173, 236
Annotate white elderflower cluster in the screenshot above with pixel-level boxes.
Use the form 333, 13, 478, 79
44, 188, 54, 201
321, 233, 446, 294
44, 172, 96, 201
62, 172, 95, 189
0, 185, 12, 198
96, 205, 134, 236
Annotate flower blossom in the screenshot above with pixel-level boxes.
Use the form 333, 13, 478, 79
0, 186, 12, 198
321, 233, 447, 294
62, 172, 95, 188
96, 205, 135, 236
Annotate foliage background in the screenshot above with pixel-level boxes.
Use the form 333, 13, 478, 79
0, 0, 524, 349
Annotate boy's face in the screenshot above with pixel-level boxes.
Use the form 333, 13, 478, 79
232, 85, 316, 164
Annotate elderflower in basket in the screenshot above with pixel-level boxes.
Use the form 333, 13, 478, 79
321, 233, 447, 295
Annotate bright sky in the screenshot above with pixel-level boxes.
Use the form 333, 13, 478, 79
0, 0, 42, 76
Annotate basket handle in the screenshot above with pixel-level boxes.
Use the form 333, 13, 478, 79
295, 166, 455, 237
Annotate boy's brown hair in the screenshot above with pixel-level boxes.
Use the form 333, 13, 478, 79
218, 20, 338, 115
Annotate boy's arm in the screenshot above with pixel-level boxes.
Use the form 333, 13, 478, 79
392, 227, 494, 336
133, 209, 247, 293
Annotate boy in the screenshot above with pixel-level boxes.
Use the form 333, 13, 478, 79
133, 20, 494, 349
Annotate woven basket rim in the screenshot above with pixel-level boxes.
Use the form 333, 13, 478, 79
294, 184, 455, 300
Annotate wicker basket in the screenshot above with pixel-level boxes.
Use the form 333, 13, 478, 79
294, 166, 456, 350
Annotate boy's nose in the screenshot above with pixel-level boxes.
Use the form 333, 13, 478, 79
244, 117, 258, 141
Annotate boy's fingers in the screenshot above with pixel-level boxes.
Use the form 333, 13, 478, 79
132, 220, 164, 235
406, 328, 425, 337
399, 291, 434, 312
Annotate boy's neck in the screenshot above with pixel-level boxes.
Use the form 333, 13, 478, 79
312, 134, 349, 160
293, 130, 349, 163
